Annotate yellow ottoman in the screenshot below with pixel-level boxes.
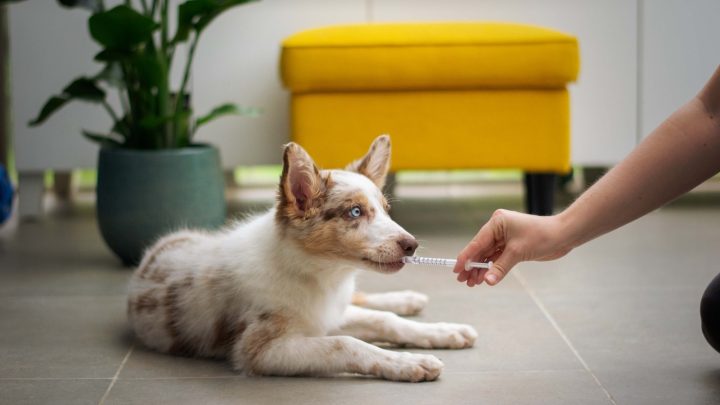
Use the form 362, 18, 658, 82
280, 22, 579, 215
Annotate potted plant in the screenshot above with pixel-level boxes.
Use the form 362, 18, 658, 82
3, 0, 258, 265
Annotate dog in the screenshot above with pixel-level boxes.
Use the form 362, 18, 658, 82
127, 135, 477, 382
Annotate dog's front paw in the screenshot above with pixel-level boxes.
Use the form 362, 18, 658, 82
365, 290, 429, 316
378, 352, 443, 382
407, 323, 478, 349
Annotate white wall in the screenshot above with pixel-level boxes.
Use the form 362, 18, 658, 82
194, 0, 367, 167
9, 2, 106, 172
8, 0, 718, 173
640, 0, 720, 138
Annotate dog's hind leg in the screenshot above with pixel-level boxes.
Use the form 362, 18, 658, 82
352, 290, 428, 316
235, 331, 443, 382
333, 306, 477, 349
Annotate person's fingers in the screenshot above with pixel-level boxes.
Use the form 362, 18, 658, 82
466, 269, 476, 286
470, 268, 488, 287
453, 218, 502, 274
457, 266, 493, 287
487, 249, 503, 262
453, 248, 474, 274
466, 270, 476, 287
484, 249, 520, 286
469, 268, 484, 287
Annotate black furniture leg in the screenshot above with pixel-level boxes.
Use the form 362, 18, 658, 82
524, 172, 557, 216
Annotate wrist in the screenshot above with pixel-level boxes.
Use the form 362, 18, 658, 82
552, 210, 583, 252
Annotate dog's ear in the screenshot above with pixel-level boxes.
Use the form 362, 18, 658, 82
345, 134, 391, 189
279, 142, 325, 215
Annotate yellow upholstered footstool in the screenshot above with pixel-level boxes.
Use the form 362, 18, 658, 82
280, 22, 579, 215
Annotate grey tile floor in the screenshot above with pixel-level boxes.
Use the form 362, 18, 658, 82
1, 185, 720, 404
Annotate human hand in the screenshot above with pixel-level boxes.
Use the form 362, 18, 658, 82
453, 209, 573, 287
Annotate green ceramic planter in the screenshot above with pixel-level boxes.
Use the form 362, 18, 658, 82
96, 144, 226, 266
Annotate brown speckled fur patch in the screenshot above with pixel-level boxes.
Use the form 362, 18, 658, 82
213, 316, 247, 353
164, 275, 196, 356
243, 312, 289, 373
129, 289, 160, 314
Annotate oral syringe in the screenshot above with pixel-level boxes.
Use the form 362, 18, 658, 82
402, 256, 492, 271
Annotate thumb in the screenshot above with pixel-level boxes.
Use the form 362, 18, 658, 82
484, 251, 519, 286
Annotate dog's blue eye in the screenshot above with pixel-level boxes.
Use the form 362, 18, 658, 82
349, 206, 362, 218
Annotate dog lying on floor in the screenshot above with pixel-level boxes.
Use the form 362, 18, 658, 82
127, 135, 477, 382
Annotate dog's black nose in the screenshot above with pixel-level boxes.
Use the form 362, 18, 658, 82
398, 237, 419, 256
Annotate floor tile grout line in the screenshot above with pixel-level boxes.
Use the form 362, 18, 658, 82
98, 344, 134, 405
513, 272, 618, 405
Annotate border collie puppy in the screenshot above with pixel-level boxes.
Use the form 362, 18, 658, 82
128, 135, 477, 382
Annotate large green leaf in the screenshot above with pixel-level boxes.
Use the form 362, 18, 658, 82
94, 49, 133, 62
174, 1, 211, 43
28, 77, 105, 126
0, 0, 101, 10
63, 77, 105, 101
82, 130, 123, 147
111, 115, 131, 138
173, 0, 257, 43
132, 54, 163, 88
57, 0, 102, 12
195, 102, 259, 129
89, 5, 158, 50
193, 0, 257, 32
28, 96, 71, 126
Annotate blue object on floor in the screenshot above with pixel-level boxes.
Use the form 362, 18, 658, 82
0, 164, 12, 225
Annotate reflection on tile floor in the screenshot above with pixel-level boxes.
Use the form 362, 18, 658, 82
1, 185, 719, 404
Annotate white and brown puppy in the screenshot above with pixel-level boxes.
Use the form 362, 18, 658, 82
127, 135, 477, 382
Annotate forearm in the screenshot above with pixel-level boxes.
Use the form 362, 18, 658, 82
453, 67, 720, 287
558, 70, 720, 248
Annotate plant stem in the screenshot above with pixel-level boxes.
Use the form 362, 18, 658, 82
177, 35, 199, 103
174, 34, 199, 142
139, 0, 149, 14
118, 62, 131, 112
119, 61, 140, 145
101, 100, 120, 125
159, 0, 171, 147
150, 0, 158, 18
119, 83, 130, 118
161, 0, 169, 57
